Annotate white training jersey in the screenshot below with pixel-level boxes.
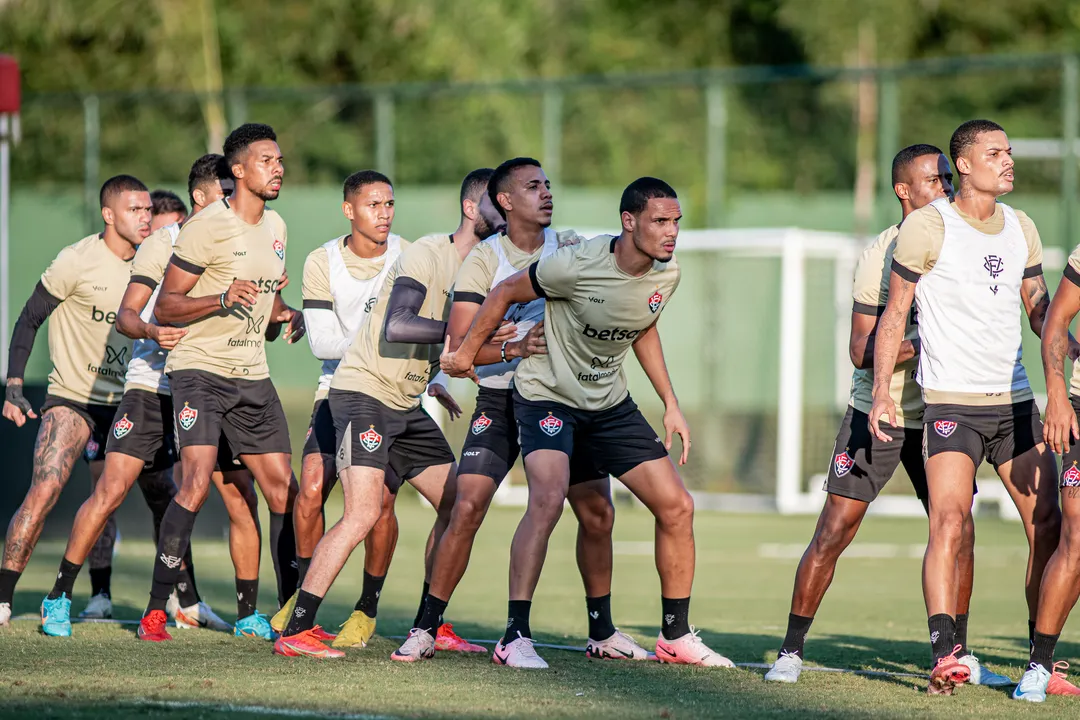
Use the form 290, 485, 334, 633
316, 234, 403, 394
475, 228, 561, 389
124, 223, 180, 395
914, 197, 1030, 396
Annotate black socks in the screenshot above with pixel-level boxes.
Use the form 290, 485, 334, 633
586, 594, 616, 641
928, 613, 956, 662
413, 581, 430, 629
236, 577, 259, 619
283, 589, 322, 636
89, 566, 111, 599
503, 600, 532, 644
146, 502, 197, 614
355, 571, 386, 618
418, 595, 449, 638
1031, 631, 1059, 669
48, 558, 82, 600
269, 512, 297, 608
779, 613, 815, 658
661, 596, 691, 641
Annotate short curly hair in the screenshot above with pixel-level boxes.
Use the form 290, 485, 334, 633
223, 123, 277, 168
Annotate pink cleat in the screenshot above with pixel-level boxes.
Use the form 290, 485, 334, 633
654, 627, 734, 667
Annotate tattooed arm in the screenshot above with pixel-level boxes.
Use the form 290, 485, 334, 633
1041, 275, 1080, 453
868, 269, 917, 442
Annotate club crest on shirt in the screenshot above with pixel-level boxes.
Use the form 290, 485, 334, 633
983, 254, 1004, 279
934, 420, 957, 438
648, 290, 663, 313
1064, 463, 1080, 487
539, 413, 563, 436
112, 414, 135, 440
471, 412, 492, 435
273, 237, 285, 261
178, 403, 198, 431
834, 451, 854, 478
84, 438, 100, 461
359, 425, 383, 452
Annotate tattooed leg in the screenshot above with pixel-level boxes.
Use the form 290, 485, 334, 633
2, 407, 90, 572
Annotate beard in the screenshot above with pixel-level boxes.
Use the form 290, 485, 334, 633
474, 215, 498, 239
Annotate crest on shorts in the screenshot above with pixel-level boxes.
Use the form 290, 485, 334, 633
305, 426, 313, 442
273, 237, 285, 261
177, 403, 198, 431
359, 425, 383, 452
471, 412, 492, 435
112, 414, 134, 440
84, 438, 100, 461
648, 290, 663, 313
834, 451, 854, 478
1065, 463, 1080, 487
539, 412, 563, 437
933, 420, 957, 438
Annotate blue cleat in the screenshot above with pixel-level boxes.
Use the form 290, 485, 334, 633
40, 593, 72, 637
1013, 663, 1051, 702
234, 611, 275, 640
958, 654, 1013, 687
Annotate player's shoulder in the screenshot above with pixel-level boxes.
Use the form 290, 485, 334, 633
143, 225, 177, 249
860, 224, 899, 265
409, 233, 452, 258
568, 233, 613, 258
1009, 205, 1038, 229
179, 199, 233, 239
393, 234, 413, 251
897, 204, 945, 240
57, 233, 107, 264
264, 207, 287, 234
303, 241, 333, 275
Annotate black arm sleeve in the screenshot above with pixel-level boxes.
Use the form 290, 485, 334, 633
383, 277, 447, 345
8, 282, 61, 380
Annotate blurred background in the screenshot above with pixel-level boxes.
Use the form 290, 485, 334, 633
2, 0, 1080, 535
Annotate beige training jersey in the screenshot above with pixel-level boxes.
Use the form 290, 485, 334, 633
40, 234, 135, 406
331, 234, 461, 410
848, 225, 923, 428
892, 200, 1041, 406
164, 199, 287, 380
1062, 247, 1080, 397
515, 235, 680, 411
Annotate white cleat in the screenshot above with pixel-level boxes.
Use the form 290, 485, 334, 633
957, 654, 1012, 687
493, 632, 549, 669
0, 602, 10, 627
391, 628, 437, 662
175, 601, 233, 632
654, 627, 735, 668
765, 651, 804, 683
78, 593, 112, 619
585, 629, 652, 660
165, 590, 180, 621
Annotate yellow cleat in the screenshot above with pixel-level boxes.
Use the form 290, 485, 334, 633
331, 610, 376, 648
270, 591, 298, 634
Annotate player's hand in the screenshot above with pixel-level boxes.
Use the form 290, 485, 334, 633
224, 279, 259, 309
277, 270, 290, 291
149, 324, 188, 351
1044, 391, 1079, 455
280, 307, 305, 344
427, 382, 462, 421
510, 321, 546, 359
490, 320, 517, 345
662, 402, 691, 465
440, 334, 478, 383
867, 393, 897, 442
3, 381, 36, 427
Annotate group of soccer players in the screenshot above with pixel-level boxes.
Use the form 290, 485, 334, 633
4, 117, 1080, 702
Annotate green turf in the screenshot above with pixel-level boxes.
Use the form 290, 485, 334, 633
0, 501, 1074, 718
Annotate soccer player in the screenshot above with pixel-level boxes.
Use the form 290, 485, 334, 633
136, 123, 303, 642
765, 145, 1007, 686
443, 177, 730, 669
0, 175, 152, 626
150, 190, 188, 231
870, 120, 1065, 696
271, 170, 409, 647
273, 168, 506, 658
38, 155, 261, 636
395, 158, 649, 663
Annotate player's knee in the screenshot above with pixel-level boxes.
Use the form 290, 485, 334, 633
578, 498, 615, 539
94, 479, 130, 515
928, 507, 967, 547
658, 490, 694, 530
452, 495, 488, 535
297, 475, 324, 514
526, 488, 566, 524
23, 482, 62, 516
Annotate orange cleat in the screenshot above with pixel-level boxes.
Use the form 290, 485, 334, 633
435, 623, 486, 653
927, 644, 971, 696
273, 627, 345, 658
137, 610, 173, 642
1048, 661, 1080, 696
310, 626, 337, 642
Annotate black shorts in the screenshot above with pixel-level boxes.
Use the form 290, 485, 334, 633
1057, 396, 1080, 489
103, 389, 177, 472
825, 406, 927, 504
169, 369, 292, 457
302, 398, 336, 458
329, 388, 455, 482
923, 400, 1043, 470
41, 394, 117, 463
460, 386, 606, 486
514, 391, 667, 478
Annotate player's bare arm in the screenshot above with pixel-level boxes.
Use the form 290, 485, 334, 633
154, 261, 258, 325
868, 270, 916, 441
3, 282, 61, 426
848, 311, 918, 370
445, 299, 538, 366
442, 268, 538, 377
1041, 277, 1080, 453
632, 321, 690, 465
114, 281, 187, 350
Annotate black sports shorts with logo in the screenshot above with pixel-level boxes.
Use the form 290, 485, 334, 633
169, 369, 292, 458
41, 394, 118, 463
460, 386, 607, 485
302, 398, 336, 458
104, 389, 177, 472
1055, 396, 1080, 490
923, 400, 1043, 471
825, 406, 927, 506
329, 388, 455, 488
513, 391, 667, 478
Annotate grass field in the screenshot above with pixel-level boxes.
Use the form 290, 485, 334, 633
1, 499, 1077, 718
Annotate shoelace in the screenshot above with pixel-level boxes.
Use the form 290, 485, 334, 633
513, 632, 540, 660
775, 650, 800, 666
1054, 661, 1071, 679
401, 627, 429, 651
144, 612, 167, 632
934, 644, 965, 668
